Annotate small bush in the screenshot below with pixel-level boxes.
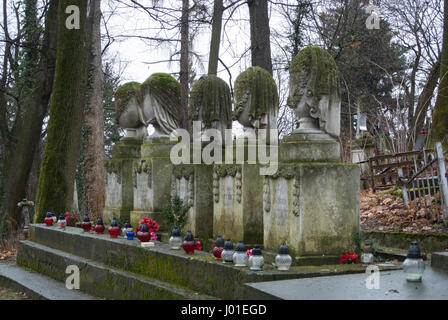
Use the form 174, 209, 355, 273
162, 195, 191, 232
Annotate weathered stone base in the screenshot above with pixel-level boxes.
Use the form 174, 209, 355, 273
103, 207, 133, 225
213, 164, 264, 244
171, 164, 213, 238
280, 132, 340, 162
263, 162, 360, 257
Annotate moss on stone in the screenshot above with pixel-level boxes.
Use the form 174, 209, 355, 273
234, 66, 279, 120
289, 46, 340, 107
114, 81, 141, 124
140, 73, 181, 121
189, 75, 232, 129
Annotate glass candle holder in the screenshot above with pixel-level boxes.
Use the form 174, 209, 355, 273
221, 239, 234, 263
122, 221, 132, 238
248, 245, 264, 271
275, 243, 292, 271
361, 241, 374, 264
81, 214, 91, 232
57, 214, 66, 229
213, 236, 225, 260
126, 228, 135, 240
44, 212, 54, 226
233, 241, 248, 267
169, 227, 182, 249
403, 241, 425, 282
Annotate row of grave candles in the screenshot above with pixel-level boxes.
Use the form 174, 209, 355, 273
170, 228, 293, 271
44, 213, 292, 271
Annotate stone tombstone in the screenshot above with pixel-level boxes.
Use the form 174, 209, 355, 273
170, 164, 213, 239
212, 162, 265, 245
263, 46, 360, 258
104, 73, 181, 229
130, 73, 182, 230
281, 46, 341, 162
189, 74, 232, 140
233, 66, 279, 136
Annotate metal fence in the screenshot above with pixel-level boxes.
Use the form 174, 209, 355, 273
360, 142, 448, 222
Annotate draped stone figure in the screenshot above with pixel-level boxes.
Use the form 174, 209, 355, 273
288, 46, 341, 138
233, 66, 279, 133
114, 73, 181, 140
189, 74, 232, 140
140, 73, 181, 139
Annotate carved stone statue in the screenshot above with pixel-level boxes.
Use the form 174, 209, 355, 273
114, 73, 181, 140
288, 46, 341, 138
114, 82, 147, 140
140, 73, 181, 139
189, 74, 232, 139
233, 66, 279, 132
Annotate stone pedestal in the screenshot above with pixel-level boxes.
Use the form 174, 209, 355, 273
263, 163, 360, 257
171, 164, 214, 239
264, 131, 360, 258
213, 163, 264, 245
129, 137, 175, 231
104, 139, 142, 224
280, 131, 340, 162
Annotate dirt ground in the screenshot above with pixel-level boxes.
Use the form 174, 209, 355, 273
360, 189, 448, 234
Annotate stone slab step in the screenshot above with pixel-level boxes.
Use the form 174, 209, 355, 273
0, 262, 95, 300
431, 252, 448, 271
243, 263, 448, 300
24, 224, 403, 299
17, 240, 216, 300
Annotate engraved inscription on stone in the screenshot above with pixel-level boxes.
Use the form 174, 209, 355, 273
224, 176, 234, 208
273, 179, 288, 226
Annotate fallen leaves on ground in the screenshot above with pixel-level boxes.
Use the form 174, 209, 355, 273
360, 189, 448, 234
0, 249, 16, 261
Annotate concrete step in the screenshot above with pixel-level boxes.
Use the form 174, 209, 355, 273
0, 262, 95, 300
23, 224, 403, 299
17, 240, 216, 300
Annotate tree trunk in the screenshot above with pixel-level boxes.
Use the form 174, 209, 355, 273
1, 0, 59, 226
208, 0, 223, 75
248, 0, 272, 74
409, 59, 440, 149
179, 0, 190, 130
78, 0, 105, 222
431, 0, 448, 148
34, 0, 89, 222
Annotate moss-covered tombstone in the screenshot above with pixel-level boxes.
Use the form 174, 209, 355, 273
189, 75, 232, 133
289, 46, 341, 137
233, 66, 279, 130
141, 73, 181, 138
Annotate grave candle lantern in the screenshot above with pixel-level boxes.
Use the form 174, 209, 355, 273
81, 214, 91, 232
182, 231, 199, 254
233, 241, 248, 267
108, 218, 120, 238
212, 236, 225, 260
221, 239, 234, 263
122, 222, 131, 238
169, 227, 182, 249
361, 240, 374, 265
126, 224, 135, 240
275, 243, 292, 271
94, 217, 105, 234
248, 245, 264, 271
403, 241, 426, 282
44, 212, 54, 226
57, 214, 66, 229
51, 212, 57, 225
137, 223, 150, 242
